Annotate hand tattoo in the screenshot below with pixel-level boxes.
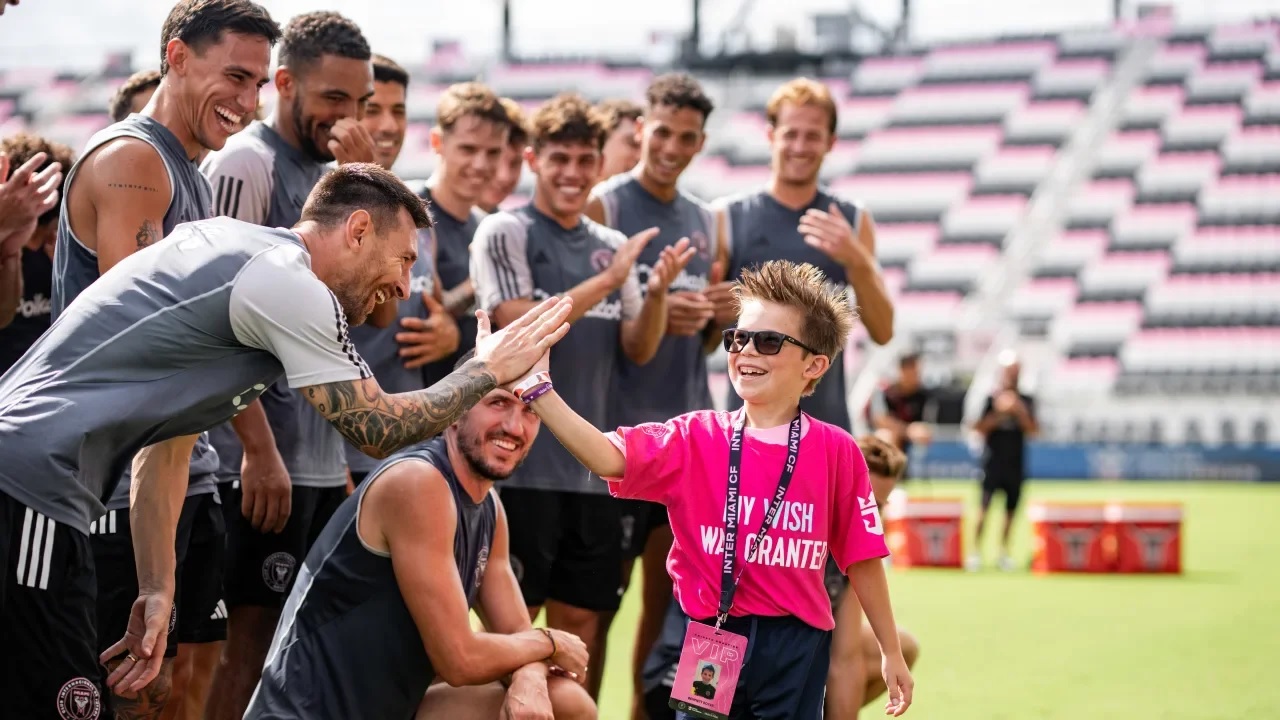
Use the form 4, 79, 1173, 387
306, 360, 497, 459
109, 659, 172, 720
135, 218, 159, 249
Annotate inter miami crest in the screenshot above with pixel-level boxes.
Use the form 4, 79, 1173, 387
590, 248, 615, 274
262, 552, 297, 593
57, 677, 101, 720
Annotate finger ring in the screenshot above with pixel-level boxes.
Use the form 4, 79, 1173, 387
126, 652, 139, 663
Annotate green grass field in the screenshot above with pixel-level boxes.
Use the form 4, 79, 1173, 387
595, 480, 1280, 719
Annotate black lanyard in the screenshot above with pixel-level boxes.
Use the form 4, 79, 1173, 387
718, 410, 803, 627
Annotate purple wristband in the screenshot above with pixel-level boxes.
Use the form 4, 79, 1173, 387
521, 382, 553, 405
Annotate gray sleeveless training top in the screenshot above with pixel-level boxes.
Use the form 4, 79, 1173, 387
247, 437, 496, 720
51, 113, 221, 507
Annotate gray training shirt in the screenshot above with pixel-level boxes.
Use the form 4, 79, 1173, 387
0, 216, 371, 534
201, 119, 348, 488
471, 204, 642, 495
246, 437, 496, 720
420, 186, 485, 390
52, 113, 222, 508
717, 188, 862, 430
594, 173, 717, 426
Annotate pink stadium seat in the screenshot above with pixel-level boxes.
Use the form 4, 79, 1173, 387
874, 223, 938, 266
1111, 203, 1199, 248
1011, 277, 1078, 317
851, 56, 923, 94
1054, 356, 1120, 386
836, 97, 894, 137
1069, 179, 1135, 222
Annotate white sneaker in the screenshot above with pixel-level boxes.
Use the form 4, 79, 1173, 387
998, 555, 1017, 572
964, 553, 982, 572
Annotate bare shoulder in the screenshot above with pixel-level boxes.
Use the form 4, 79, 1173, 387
364, 457, 457, 538
83, 136, 170, 191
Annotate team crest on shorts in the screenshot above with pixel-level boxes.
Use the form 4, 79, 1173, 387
261, 552, 297, 593
590, 248, 615, 274
56, 677, 101, 720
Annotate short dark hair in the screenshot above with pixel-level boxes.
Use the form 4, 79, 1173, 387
109, 69, 161, 122
646, 73, 715, 121
372, 53, 409, 88
530, 93, 609, 152
160, 0, 280, 76
437, 82, 510, 134
595, 98, 642, 133
302, 163, 432, 233
499, 98, 530, 149
701, 665, 716, 675
278, 11, 370, 74
0, 133, 74, 226
899, 352, 921, 368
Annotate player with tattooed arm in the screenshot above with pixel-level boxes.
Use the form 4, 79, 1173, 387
0, 163, 573, 718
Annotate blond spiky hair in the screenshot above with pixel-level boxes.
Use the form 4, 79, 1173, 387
733, 261, 855, 394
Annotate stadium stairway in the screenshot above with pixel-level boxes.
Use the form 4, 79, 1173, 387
957, 35, 1161, 426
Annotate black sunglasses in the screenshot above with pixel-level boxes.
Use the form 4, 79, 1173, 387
722, 328, 820, 356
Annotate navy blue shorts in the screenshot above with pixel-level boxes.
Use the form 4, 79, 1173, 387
646, 604, 832, 720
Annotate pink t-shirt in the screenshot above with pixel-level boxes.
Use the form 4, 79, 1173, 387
606, 409, 888, 631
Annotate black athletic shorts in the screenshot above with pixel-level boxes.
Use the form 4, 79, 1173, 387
981, 468, 1026, 513
92, 492, 228, 658
500, 487, 624, 612
619, 498, 670, 561
219, 481, 347, 609
646, 606, 832, 720
1, 492, 106, 720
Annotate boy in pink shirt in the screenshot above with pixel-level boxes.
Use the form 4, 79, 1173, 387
509, 259, 913, 718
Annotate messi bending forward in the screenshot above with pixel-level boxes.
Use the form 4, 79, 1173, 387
0, 164, 573, 714
247, 352, 595, 720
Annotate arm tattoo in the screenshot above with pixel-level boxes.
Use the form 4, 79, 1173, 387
306, 360, 497, 458
135, 218, 159, 249
108, 182, 159, 192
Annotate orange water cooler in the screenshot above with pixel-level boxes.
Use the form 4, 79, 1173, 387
1106, 503, 1183, 574
884, 497, 964, 568
1029, 503, 1114, 573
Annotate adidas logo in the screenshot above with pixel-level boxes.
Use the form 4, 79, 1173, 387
210, 599, 227, 621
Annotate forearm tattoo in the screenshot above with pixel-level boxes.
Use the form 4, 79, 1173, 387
307, 360, 497, 458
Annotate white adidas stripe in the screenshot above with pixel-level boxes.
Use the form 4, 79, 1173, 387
89, 510, 118, 536
210, 599, 228, 620
15, 507, 56, 590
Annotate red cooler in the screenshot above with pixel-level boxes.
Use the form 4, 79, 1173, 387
1106, 502, 1183, 574
1029, 503, 1113, 573
884, 497, 964, 568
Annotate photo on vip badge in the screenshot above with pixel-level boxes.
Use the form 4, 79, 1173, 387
691, 662, 721, 700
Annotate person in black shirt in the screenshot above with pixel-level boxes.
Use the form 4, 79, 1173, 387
969, 352, 1038, 572
691, 664, 718, 700
0, 133, 72, 372
869, 352, 934, 474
